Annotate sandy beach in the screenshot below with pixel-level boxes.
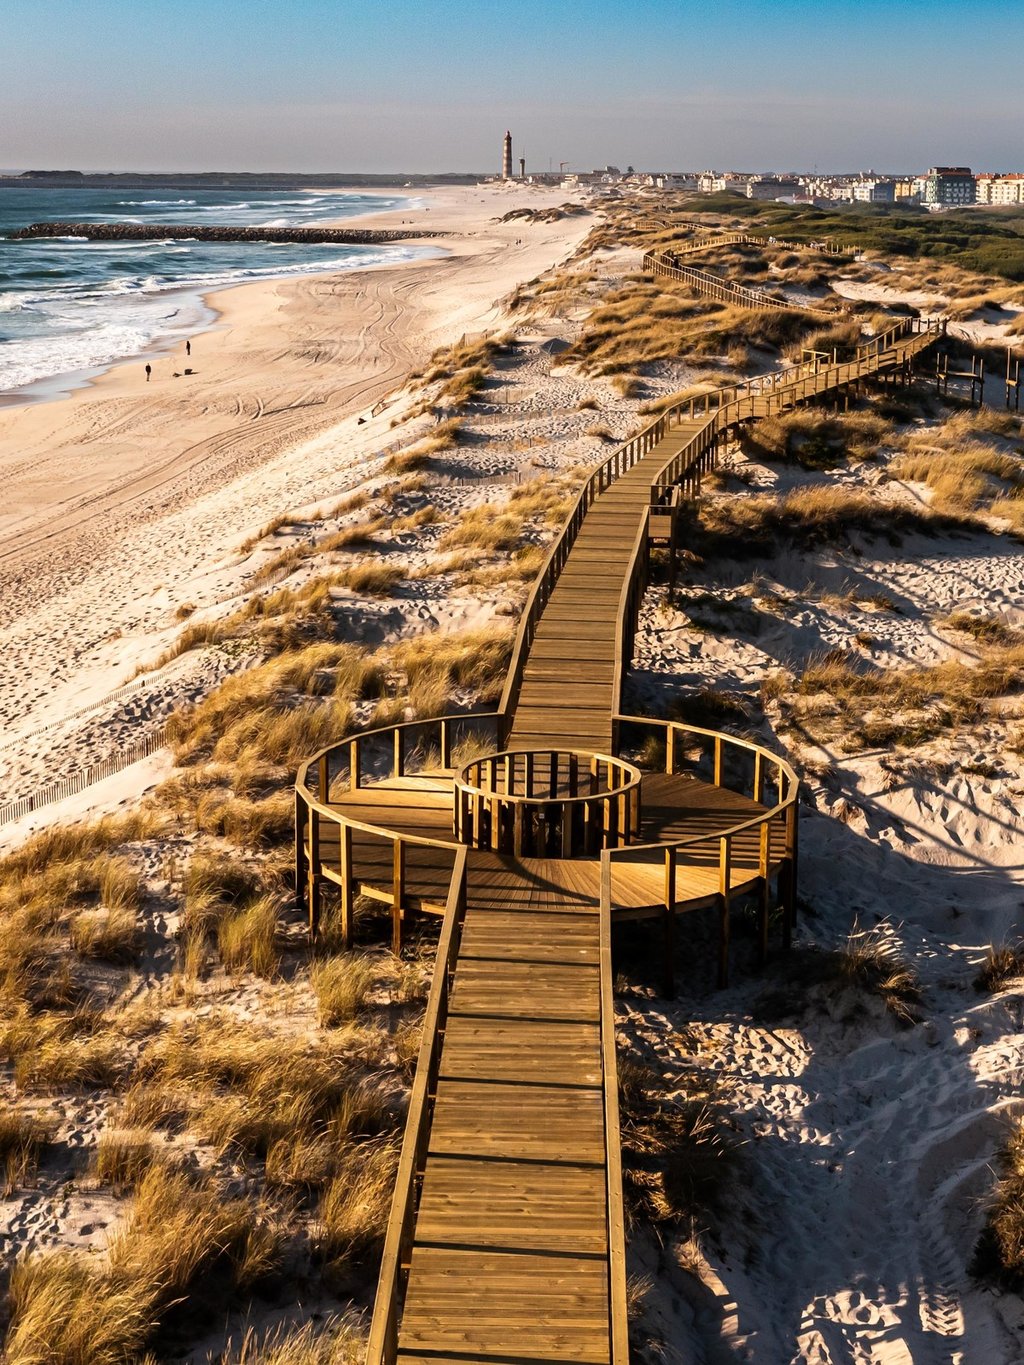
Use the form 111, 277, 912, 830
0, 183, 592, 811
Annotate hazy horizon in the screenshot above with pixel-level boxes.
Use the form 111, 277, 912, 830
4, 0, 1023, 175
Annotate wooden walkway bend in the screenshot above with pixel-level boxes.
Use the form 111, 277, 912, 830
291, 237, 946, 1364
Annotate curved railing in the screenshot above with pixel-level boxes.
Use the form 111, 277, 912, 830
453, 747, 642, 856
606, 715, 800, 985
294, 711, 500, 941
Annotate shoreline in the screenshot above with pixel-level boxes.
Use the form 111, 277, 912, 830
0, 182, 593, 808
0, 187, 436, 409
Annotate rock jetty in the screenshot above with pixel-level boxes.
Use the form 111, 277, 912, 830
9, 222, 447, 243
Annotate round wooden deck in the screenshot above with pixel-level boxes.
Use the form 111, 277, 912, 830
307, 768, 789, 920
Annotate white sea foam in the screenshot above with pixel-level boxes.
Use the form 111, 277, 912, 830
0, 191, 425, 398
0, 244, 432, 396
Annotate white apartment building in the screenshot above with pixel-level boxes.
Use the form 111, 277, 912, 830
851, 179, 896, 203
976, 174, 1024, 205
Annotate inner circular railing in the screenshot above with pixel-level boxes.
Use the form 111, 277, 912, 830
453, 748, 642, 858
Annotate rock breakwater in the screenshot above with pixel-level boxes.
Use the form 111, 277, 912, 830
10, 222, 447, 243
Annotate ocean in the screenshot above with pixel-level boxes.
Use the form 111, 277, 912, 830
0, 186, 427, 400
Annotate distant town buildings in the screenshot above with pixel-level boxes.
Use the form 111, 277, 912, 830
488, 134, 1024, 209
923, 167, 975, 205
746, 176, 802, 200
851, 178, 896, 204
976, 173, 1024, 205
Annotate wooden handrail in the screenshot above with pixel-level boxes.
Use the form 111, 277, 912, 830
366, 844, 469, 1365
610, 714, 799, 861
634, 220, 858, 258
599, 855, 629, 1365
453, 747, 643, 856
642, 250, 841, 319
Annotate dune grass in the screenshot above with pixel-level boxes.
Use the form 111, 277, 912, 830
791, 641, 1024, 750
975, 943, 1024, 993
940, 612, 1024, 649
744, 409, 895, 468
701, 484, 974, 556
565, 273, 823, 375
221, 1316, 365, 1365
316, 1140, 398, 1270
973, 1119, 1024, 1289
618, 1052, 737, 1230
837, 921, 921, 1023
382, 419, 462, 474
332, 563, 408, 596
217, 894, 281, 977
0, 1111, 54, 1193
311, 953, 382, 1026
69, 904, 141, 964
1, 1013, 131, 1092
91, 1127, 159, 1193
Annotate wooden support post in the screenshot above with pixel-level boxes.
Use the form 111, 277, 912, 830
758, 822, 771, 966
318, 755, 329, 805
308, 809, 321, 938
339, 823, 354, 949
513, 802, 525, 858
782, 800, 798, 950
713, 736, 723, 787
349, 737, 361, 792
393, 727, 404, 779
662, 847, 676, 999
718, 837, 732, 989
392, 840, 405, 955
294, 789, 307, 908
440, 718, 451, 770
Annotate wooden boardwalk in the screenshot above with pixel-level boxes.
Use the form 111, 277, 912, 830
289, 239, 948, 1364
508, 428, 708, 753
397, 855, 617, 1364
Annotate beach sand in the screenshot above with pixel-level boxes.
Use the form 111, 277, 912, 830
0, 183, 593, 810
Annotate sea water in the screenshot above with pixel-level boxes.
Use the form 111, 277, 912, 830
0, 186, 427, 400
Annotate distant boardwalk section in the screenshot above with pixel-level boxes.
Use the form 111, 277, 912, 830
10, 222, 448, 244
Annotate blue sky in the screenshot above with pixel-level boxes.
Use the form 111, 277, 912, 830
3, 0, 1023, 173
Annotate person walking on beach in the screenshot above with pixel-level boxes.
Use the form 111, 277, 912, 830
185, 339, 191, 357
145, 363, 152, 382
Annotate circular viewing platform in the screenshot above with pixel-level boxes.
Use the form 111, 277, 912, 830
293, 711, 798, 953
453, 749, 642, 857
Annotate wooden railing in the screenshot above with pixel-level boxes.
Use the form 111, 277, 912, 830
303, 233, 946, 1365
294, 712, 499, 942
365, 843, 469, 1364
498, 409, 677, 723
606, 716, 800, 984
635, 220, 857, 257
598, 861, 629, 1365
643, 250, 840, 318
453, 747, 642, 856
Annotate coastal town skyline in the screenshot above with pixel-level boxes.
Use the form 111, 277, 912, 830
3, 0, 1023, 173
